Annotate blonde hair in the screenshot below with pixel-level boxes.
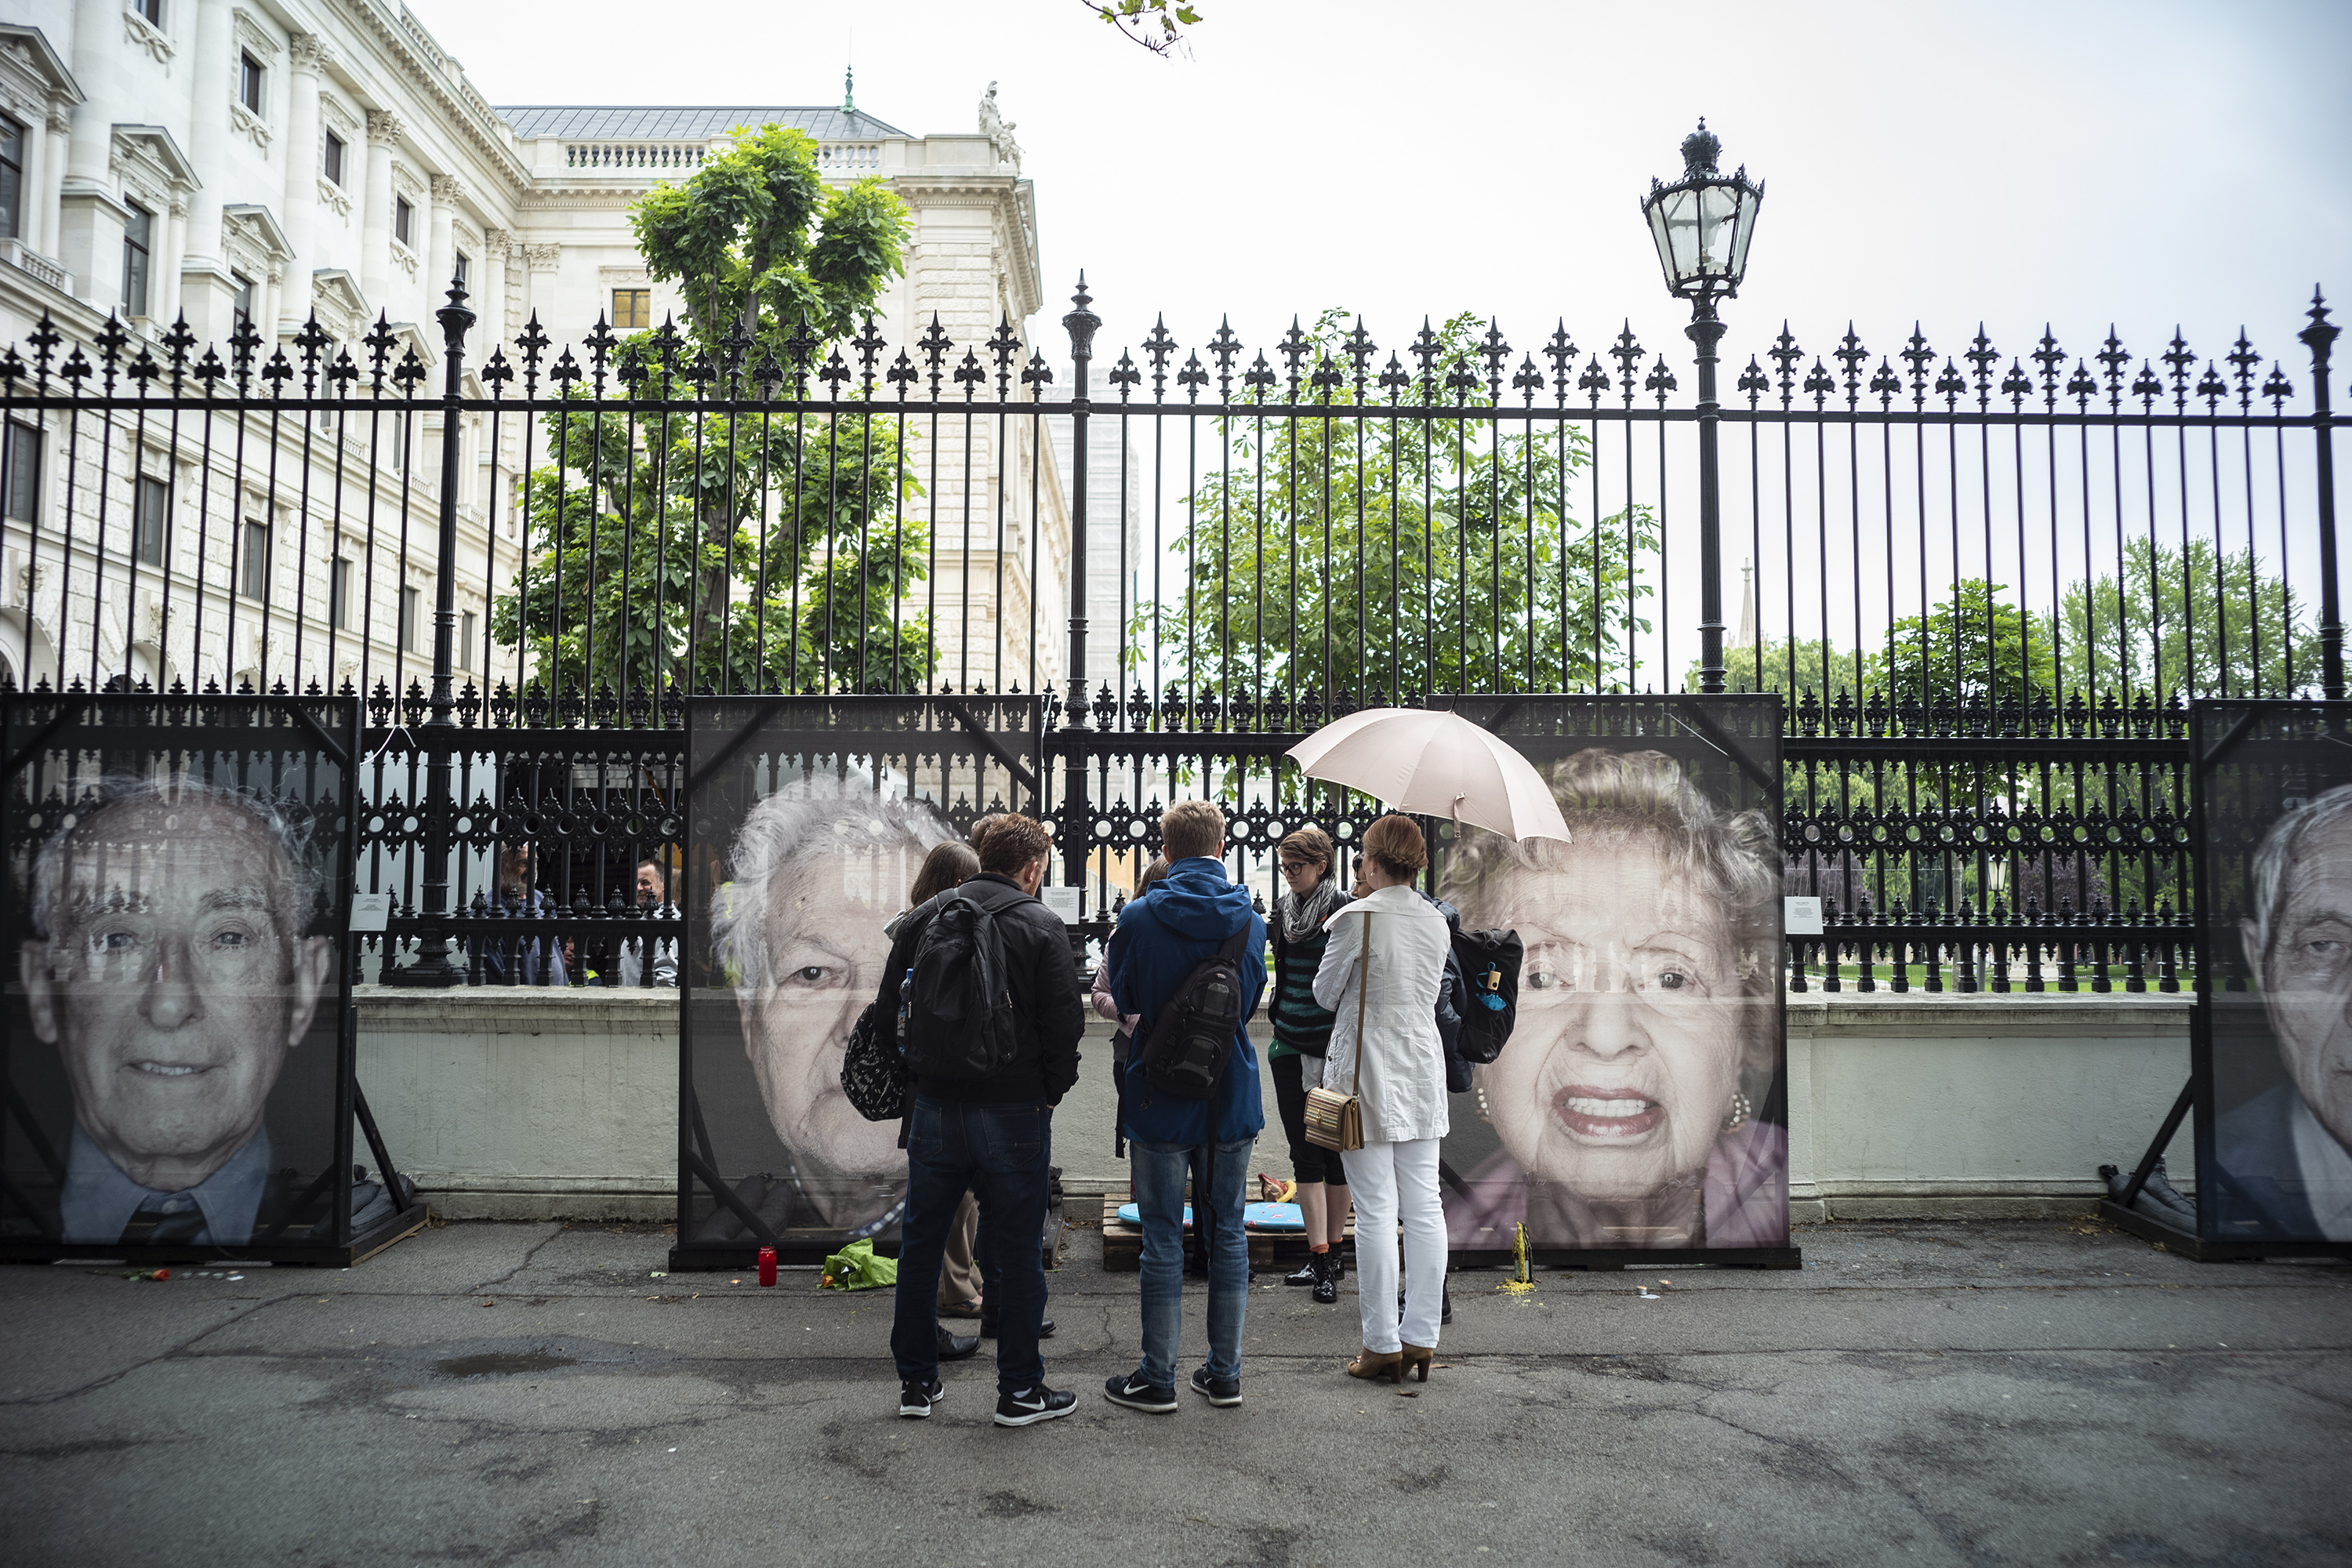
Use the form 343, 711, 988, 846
1161, 800, 1226, 862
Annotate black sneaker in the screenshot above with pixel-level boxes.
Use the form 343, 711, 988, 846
1189, 1366, 1243, 1407
980, 1315, 1055, 1340
1282, 1259, 1319, 1287
1103, 1371, 1178, 1413
898, 1377, 945, 1419
993, 1384, 1077, 1427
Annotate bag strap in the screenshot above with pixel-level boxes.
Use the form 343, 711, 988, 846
1351, 911, 1373, 1098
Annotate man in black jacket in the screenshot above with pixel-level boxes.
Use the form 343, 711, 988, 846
880, 813, 1085, 1427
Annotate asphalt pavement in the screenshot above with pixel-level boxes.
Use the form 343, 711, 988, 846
2, 1217, 2347, 1567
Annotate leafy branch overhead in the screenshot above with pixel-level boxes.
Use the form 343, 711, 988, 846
1084, 0, 1203, 56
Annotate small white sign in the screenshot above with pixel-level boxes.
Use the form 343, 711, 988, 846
1041, 886, 1082, 926
1783, 895, 1824, 936
349, 891, 392, 932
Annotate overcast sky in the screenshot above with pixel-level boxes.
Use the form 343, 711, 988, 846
413, 0, 2348, 686
416, 0, 2348, 389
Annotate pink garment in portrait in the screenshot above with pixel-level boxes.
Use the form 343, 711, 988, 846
1444, 1121, 1789, 1249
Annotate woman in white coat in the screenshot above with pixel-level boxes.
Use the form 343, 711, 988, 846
1313, 814, 1454, 1382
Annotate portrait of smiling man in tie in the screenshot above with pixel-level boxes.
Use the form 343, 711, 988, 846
18, 780, 336, 1247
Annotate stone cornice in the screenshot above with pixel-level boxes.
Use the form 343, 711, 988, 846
337, 0, 531, 194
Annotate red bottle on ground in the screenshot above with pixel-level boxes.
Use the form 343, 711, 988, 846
757, 1246, 778, 1287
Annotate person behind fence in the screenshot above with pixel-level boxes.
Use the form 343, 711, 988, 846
887, 840, 989, 1320
20, 779, 339, 1246
616, 857, 679, 989
1441, 749, 1786, 1251
1314, 813, 1454, 1384
472, 843, 567, 986
880, 813, 1085, 1427
1102, 801, 1266, 1414
1266, 826, 1353, 1304
2220, 782, 2352, 1239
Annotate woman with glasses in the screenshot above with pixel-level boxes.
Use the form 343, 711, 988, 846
1266, 826, 1353, 1301
1439, 749, 1788, 1252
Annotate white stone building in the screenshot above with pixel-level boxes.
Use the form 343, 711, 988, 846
0, 2, 1065, 699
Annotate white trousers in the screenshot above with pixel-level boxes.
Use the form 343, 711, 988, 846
1340, 1137, 1447, 1352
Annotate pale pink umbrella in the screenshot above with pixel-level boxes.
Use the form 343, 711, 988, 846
1286, 708, 1572, 844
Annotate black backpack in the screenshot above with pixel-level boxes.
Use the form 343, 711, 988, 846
1132, 926, 1252, 1102
1451, 927, 1523, 1065
902, 890, 1019, 1080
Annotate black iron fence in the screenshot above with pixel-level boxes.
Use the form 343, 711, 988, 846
0, 280, 2339, 991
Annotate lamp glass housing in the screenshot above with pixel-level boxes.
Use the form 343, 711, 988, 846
1642, 137, 1762, 301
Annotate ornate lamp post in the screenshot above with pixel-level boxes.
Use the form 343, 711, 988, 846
1642, 121, 1762, 695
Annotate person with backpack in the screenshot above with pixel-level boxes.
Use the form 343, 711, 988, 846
887, 842, 988, 1325
1314, 815, 1454, 1385
1266, 826, 1353, 1304
1101, 800, 1267, 1413
877, 814, 1085, 1427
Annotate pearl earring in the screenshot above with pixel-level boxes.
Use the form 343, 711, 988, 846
1720, 1091, 1752, 1132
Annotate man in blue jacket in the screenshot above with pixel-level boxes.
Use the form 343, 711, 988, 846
1102, 800, 1266, 1412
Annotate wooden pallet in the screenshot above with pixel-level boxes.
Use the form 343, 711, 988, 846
1098, 1194, 1355, 1274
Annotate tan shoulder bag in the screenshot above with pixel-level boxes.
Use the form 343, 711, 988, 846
1303, 912, 1370, 1152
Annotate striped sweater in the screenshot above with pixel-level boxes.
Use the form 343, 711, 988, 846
1268, 884, 1346, 1058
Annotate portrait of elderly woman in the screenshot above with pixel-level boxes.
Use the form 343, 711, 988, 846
1441, 748, 1787, 1250
702, 775, 959, 1243
15, 779, 337, 1247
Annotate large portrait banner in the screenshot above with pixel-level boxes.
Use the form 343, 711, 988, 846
675, 694, 1045, 1268
2192, 701, 2352, 1255
1430, 696, 1795, 1266
2, 690, 421, 1264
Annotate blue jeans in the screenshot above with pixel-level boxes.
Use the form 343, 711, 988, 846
891, 1098, 1051, 1395
1131, 1135, 1254, 1387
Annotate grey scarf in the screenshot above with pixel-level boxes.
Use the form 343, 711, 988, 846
1279, 877, 1348, 944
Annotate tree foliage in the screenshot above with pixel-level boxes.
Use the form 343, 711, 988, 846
2055, 537, 2309, 700
1138, 310, 1659, 699
495, 126, 927, 695
1085, 0, 1203, 55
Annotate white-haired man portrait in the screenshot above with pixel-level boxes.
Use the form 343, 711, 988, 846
2220, 781, 2352, 1240
704, 775, 958, 1242
18, 780, 336, 1246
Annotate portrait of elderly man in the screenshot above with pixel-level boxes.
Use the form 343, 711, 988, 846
1439, 748, 1787, 1250
18, 779, 336, 1247
2217, 782, 2352, 1240
703, 775, 959, 1243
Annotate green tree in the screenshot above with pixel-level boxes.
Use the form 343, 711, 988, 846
493, 125, 928, 695
1087, 0, 1203, 54
1879, 579, 2056, 705
1137, 310, 1660, 699
2056, 537, 2310, 700
1709, 633, 1873, 699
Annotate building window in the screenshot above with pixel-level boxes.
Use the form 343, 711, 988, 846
323, 129, 346, 187
388, 416, 408, 472
397, 585, 420, 652
135, 0, 163, 24
0, 115, 22, 243
240, 519, 270, 601
231, 274, 254, 328
458, 609, 476, 671
612, 289, 651, 331
132, 474, 169, 564
394, 195, 412, 248
330, 555, 352, 629
239, 52, 265, 114
3, 422, 39, 522
122, 204, 153, 318
453, 251, 470, 289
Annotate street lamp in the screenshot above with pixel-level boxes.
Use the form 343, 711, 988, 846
1642, 121, 1762, 695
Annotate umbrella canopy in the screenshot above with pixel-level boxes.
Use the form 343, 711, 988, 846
1286, 708, 1572, 845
